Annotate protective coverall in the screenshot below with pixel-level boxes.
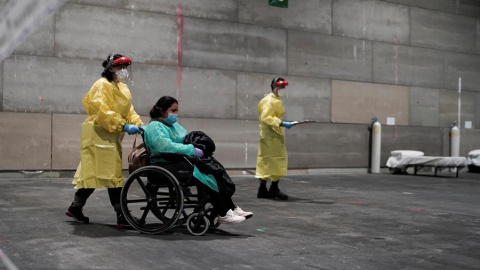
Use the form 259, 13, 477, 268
255, 93, 287, 179
72, 78, 143, 189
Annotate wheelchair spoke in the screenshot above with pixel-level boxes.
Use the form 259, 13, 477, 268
140, 203, 151, 222
135, 176, 152, 198
125, 198, 149, 204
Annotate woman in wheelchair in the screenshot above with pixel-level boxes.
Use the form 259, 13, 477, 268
142, 96, 253, 224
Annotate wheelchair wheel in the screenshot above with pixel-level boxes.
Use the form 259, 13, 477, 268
186, 213, 209, 236
120, 166, 184, 234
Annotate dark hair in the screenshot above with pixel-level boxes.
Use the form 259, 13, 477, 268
101, 54, 123, 81
150, 96, 178, 119
271, 77, 285, 91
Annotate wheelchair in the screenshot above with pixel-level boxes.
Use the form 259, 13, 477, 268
119, 134, 220, 236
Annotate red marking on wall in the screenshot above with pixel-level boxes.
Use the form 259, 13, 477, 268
393, 35, 399, 84
410, 208, 422, 213
176, 4, 183, 103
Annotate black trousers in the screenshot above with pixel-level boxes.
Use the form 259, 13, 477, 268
72, 187, 122, 212
204, 170, 235, 216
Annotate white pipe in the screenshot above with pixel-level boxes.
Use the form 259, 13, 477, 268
458, 77, 461, 129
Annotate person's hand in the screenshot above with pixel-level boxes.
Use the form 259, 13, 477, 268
123, 124, 140, 135
194, 147, 204, 158
281, 121, 295, 129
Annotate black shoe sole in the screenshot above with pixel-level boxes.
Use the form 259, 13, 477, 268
65, 211, 90, 224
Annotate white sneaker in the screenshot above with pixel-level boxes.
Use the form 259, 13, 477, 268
233, 206, 253, 219
218, 209, 246, 224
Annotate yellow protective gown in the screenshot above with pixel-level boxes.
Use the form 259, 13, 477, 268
72, 78, 143, 189
255, 93, 287, 179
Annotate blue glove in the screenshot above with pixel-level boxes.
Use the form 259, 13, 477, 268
123, 124, 140, 135
194, 147, 204, 158
281, 121, 295, 129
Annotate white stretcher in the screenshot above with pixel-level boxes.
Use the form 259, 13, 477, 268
467, 150, 480, 172
386, 150, 467, 177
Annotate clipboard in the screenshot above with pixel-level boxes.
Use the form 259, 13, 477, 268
291, 120, 320, 125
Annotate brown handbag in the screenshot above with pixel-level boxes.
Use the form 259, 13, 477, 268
127, 135, 148, 173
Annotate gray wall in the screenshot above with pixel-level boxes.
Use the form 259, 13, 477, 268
2, 0, 480, 171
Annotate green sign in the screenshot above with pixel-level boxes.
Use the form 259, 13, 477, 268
269, 0, 288, 8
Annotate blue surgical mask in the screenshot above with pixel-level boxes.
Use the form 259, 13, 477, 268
164, 113, 178, 125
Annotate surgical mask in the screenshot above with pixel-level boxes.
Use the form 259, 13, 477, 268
277, 88, 286, 98
164, 113, 178, 125
116, 68, 129, 82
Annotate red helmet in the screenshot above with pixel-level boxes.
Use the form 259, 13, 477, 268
104, 55, 132, 72
275, 80, 288, 87
111, 56, 132, 67
271, 77, 288, 90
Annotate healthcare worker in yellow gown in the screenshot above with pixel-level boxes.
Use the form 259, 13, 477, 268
256, 77, 296, 200
65, 54, 143, 228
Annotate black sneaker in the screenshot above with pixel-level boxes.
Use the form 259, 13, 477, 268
268, 188, 288, 200
117, 213, 131, 229
257, 185, 270, 199
65, 206, 90, 223
117, 212, 144, 229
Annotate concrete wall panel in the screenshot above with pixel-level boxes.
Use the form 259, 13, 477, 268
439, 89, 460, 128
177, 67, 237, 119
444, 52, 480, 91
458, 129, 480, 156
333, 0, 409, 44
476, 93, 480, 129
287, 123, 369, 168
283, 77, 331, 123
478, 20, 480, 54
69, 0, 238, 21
384, 0, 480, 18
443, 0, 480, 18
383, 0, 450, 12
0, 60, 3, 111
442, 128, 480, 157
331, 80, 409, 125
239, 0, 331, 34
236, 72, 278, 120
382, 126, 443, 163
439, 89, 476, 129
288, 31, 373, 82
0, 112, 51, 170
236, 73, 331, 122
373, 42, 444, 88
182, 18, 286, 74
13, 16, 55, 57
129, 64, 177, 116
56, 4, 177, 65
52, 114, 83, 170
409, 87, 439, 127
180, 118, 259, 169
411, 8, 478, 53
3, 56, 98, 113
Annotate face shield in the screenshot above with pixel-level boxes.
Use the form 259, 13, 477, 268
108, 56, 134, 85
114, 65, 133, 84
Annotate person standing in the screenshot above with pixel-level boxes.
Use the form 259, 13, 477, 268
65, 54, 144, 228
255, 77, 296, 200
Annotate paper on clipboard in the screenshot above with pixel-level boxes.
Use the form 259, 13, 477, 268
291, 120, 319, 125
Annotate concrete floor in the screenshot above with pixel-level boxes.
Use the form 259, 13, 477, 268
0, 171, 479, 270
